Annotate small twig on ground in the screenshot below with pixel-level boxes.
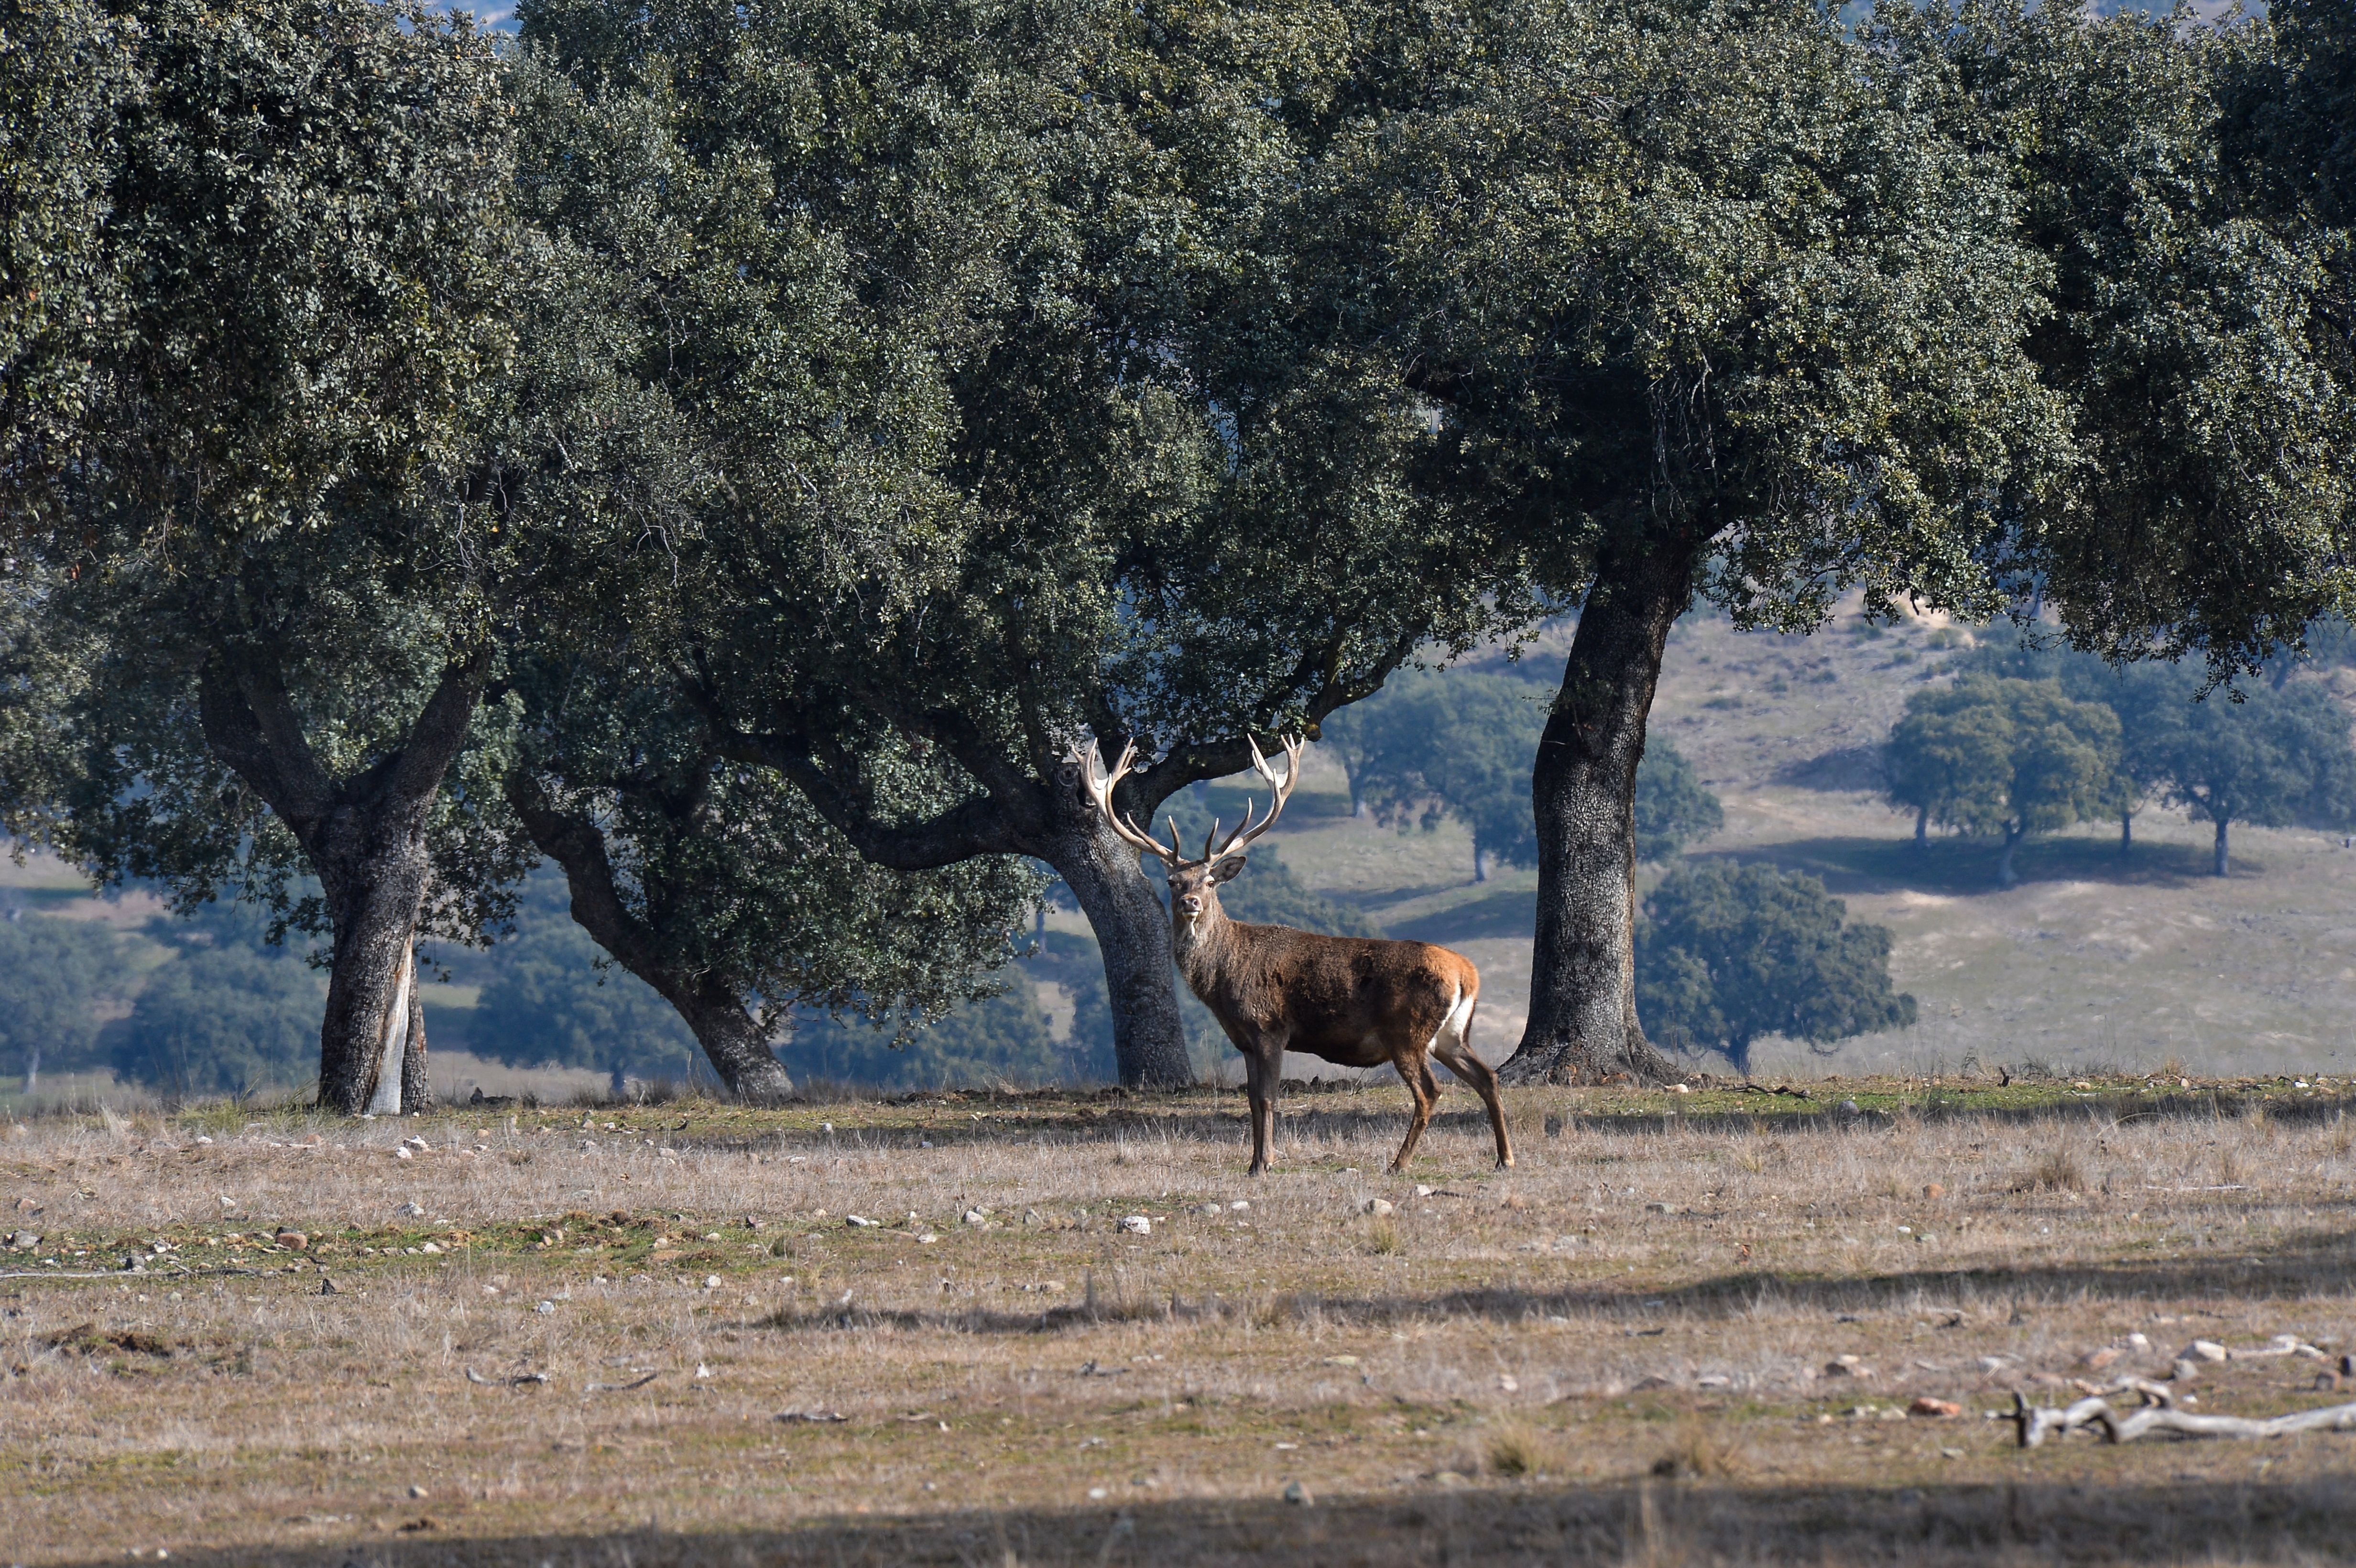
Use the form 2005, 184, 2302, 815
584, 1372, 660, 1392
463, 1366, 549, 1387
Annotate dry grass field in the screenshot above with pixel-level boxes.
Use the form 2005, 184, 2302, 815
5, 1076, 2354, 1566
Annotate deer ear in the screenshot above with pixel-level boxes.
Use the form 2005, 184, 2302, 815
1208, 856, 1245, 884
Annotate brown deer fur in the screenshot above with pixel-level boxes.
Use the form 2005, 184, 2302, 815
1080, 736, 1514, 1176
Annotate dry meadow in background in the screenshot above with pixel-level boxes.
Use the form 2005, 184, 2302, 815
4, 1075, 2355, 1566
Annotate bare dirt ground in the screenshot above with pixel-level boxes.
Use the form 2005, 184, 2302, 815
5, 1078, 2353, 1566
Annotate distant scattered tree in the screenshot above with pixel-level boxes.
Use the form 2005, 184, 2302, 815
2135, 679, 2356, 876
1342, 673, 1547, 883
0, 910, 120, 1092
1882, 677, 2121, 883
1634, 742, 1723, 863
110, 903, 322, 1099
1636, 861, 1916, 1079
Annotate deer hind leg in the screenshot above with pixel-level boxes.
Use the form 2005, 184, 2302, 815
1429, 994, 1514, 1170
1389, 1045, 1438, 1172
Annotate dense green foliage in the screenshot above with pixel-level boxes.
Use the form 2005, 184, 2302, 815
0, 908, 120, 1086
110, 902, 323, 1099
1636, 861, 1916, 1078
2133, 677, 2356, 875
1883, 676, 2123, 882
4, 0, 2353, 1101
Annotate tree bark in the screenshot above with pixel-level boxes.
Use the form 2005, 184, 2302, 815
198, 644, 485, 1115
1998, 822, 2025, 887
1500, 534, 1689, 1086
1473, 845, 1490, 884
1914, 806, 1929, 849
2120, 810, 2133, 856
505, 778, 796, 1102
1031, 767, 1195, 1088
2214, 816, 2230, 877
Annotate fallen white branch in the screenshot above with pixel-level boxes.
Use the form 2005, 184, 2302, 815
463, 1366, 549, 1387
2014, 1389, 2356, 1448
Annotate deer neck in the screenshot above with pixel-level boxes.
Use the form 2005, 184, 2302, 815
1170, 890, 1235, 989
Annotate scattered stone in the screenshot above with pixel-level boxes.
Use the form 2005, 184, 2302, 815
1229, 1200, 1249, 1211
1668, 1083, 1691, 1095
394, 1147, 413, 1160
2172, 1360, 2201, 1382
1413, 1186, 1436, 1198
419, 1242, 443, 1255
1977, 1356, 2010, 1373
1825, 1355, 1871, 1379
1923, 1183, 1945, 1200
1543, 1115, 1563, 1138
397, 1202, 425, 1218
408, 1486, 428, 1500
1118, 1215, 1151, 1235
1282, 1481, 1311, 1505
535, 1301, 556, 1315
2189, 1340, 2228, 1363
1321, 1355, 1359, 1367
1497, 1374, 1519, 1393
1362, 1198, 1395, 1217
1629, 1375, 1675, 1392
2083, 1346, 2124, 1372
774, 1410, 848, 1423
8, 1230, 38, 1251
2127, 1332, 2150, 1350
1838, 1100, 1862, 1115
1196, 1203, 1223, 1218
1645, 1202, 1678, 1215
274, 1230, 308, 1251
846, 1215, 879, 1228
962, 1209, 989, 1226
320, 1277, 338, 1296
1909, 1396, 1963, 1418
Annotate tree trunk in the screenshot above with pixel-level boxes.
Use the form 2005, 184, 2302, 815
505, 778, 796, 1102
315, 812, 441, 1115
1914, 806, 1928, 849
1473, 844, 1490, 884
1501, 535, 1690, 1086
2214, 816, 2230, 877
198, 645, 486, 1116
1034, 802, 1196, 1089
22, 1046, 36, 1096
2120, 810, 2133, 856
1998, 822, 2025, 887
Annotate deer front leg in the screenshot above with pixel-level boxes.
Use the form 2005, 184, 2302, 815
1242, 1043, 1274, 1175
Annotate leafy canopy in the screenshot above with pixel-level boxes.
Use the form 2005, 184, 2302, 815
1636, 860, 1916, 1079
1883, 676, 2123, 846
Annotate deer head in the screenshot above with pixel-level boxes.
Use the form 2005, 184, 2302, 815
1073, 734, 1305, 936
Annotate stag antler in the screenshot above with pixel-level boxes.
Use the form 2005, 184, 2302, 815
1073, 738, 1184, 865
1207, 734, 1305, 866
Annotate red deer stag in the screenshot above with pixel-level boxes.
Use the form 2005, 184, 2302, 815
1078, 734, 1514, 1176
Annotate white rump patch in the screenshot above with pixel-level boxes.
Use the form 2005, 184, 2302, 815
1425, 983, 1474, 1056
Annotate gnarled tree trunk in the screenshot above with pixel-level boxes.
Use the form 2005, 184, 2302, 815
1499, 535, 1690, 1087
1033, 760, 1195, 1088
506, 779, 796, 1102
199, 644, 486, 1115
